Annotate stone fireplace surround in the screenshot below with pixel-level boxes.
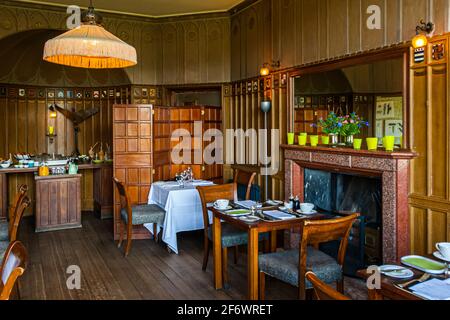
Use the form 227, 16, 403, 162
282, 145, 417, 264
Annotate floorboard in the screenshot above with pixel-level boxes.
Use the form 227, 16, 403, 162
16, 213, 368, 300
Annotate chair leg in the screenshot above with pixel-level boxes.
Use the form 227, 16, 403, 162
124, 224, 133, 257
222, 247, 229, 288
305, 288, 314, 300
233, 246, 238, 265
202, 237, 210, 271
153, 224, 158, 243
337, 279, 344, 294
259, 272, 265, 300
117, 220, 124, 248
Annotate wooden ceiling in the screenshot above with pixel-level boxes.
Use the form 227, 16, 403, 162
16, 0, 246, 17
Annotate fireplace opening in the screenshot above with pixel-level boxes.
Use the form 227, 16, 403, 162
304, 168, 383, 275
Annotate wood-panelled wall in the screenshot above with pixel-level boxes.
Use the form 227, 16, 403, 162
0, 84, 130, 214
409, 34, 450, 255
231, 0, 450, 80
223, 75, 287, 201
0, 1, 231, 85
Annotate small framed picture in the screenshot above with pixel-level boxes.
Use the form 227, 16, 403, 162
93, 90, 100, 99
47, 90, 55, 98
0, 87, 6, 97
101, 90, 107, 98
28, 89, 36, 98
57, 90, 64, 98
19, 89, 26, 97
66, 90, 74, 99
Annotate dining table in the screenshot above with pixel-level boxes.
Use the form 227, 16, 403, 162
357, 260, 450, 300
146, 180, 214, 254
210, 204, 332, 300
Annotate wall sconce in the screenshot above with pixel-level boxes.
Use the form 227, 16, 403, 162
412, 19, 435, 49
260, 60, 281, 76
49, 105, 57, 118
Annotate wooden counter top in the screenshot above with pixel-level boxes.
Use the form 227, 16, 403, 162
0, 163, 112, 174
35, 174, 82, 181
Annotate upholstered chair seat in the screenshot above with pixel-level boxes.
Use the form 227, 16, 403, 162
120, 204, 165, 226
207, 224, 268, 248
259, 247, 342, 288
0, 240, 9, 259
0, 222, 8, 241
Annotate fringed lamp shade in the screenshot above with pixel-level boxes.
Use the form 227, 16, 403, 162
43, 24, 137, 69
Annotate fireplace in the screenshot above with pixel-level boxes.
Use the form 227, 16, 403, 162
282, 145, 417, 264
304, 168, 382, 274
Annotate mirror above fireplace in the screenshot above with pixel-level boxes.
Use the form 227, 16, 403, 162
289, 47, 409, 149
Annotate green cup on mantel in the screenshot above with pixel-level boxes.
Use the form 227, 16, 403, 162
298, 135, 307, 146
366, 138, 378, 151
353, 139, 363, 151
287, 133, 295, 145
384, 136, 395, 152
310, 135, 319, 147
321, 135, 330, 145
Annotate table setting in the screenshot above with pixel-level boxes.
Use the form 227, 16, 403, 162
372, 242, 450, 300
146, 168, 215, 254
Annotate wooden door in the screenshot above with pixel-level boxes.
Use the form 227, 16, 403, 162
409, 35, 450, 255
113, 104, 153, 240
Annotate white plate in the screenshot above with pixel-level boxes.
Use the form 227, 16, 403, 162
433, 251, 450, 263
379, 265, 414, 279
266, 200, 283, 206
240, 216, 260, 223
213, 205, 232, 211
297, 209, 318, 215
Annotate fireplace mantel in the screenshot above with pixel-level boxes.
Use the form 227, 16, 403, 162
282, 144, 417, 263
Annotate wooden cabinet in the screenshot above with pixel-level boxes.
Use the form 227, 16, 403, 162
113, 104, 153, 240
409, 34, 450, 255
35, 174, 82, 232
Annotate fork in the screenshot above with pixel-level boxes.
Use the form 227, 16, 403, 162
397, 273, 431, 289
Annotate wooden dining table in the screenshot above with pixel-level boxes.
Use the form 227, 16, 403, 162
210, 206, 331, 300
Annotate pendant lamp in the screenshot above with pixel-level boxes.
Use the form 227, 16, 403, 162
43, 2, 137, 69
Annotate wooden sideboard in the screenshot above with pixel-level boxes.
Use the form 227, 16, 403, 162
0, 163, 113, 221
35, 174, 82, 232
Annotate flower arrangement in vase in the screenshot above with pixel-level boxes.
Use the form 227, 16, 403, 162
340, 113, 370, 146
316, 112, 344, 146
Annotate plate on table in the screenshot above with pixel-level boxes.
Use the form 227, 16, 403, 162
433, 251, 450, 263
213, 205, 232, 211
297, 209, 318, 215
240, 215, 260, 223
223, 209, 250, 217
379, 265, 414, 279
265, 200, 283, 206
401, 255, 447, 275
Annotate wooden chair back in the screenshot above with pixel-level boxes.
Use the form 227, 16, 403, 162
197, 183, 237, 232
234, 170, 256, 200
9, 185, 28, 223
9, 196, 30, 242
298, 213, 359, 298
113, 178, 132, 224
0, 241, 27, 300
305, 271, 351, 300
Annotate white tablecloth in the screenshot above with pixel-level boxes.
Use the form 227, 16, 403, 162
145, 180, 214, 254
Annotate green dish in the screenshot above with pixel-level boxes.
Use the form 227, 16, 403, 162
224, 210, 250, 217
92, 160, 104, 164
401, 255, 446, 274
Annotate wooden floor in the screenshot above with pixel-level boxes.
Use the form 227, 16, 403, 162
17, 213, 368, 300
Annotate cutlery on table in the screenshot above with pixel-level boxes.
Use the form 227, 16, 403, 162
397, 273, 431, 289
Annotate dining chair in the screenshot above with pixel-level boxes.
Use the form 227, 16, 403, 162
258, 213, 359, 300
0, 185, 28, 242
234, 170, 257, 201
305, 271, 351, 300
113, 178, 166, 257
0, 241, 28, 300
0, 196, 30, 259
197, 183, 268, 287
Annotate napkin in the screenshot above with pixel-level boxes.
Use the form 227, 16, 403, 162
410, 278, 450, 300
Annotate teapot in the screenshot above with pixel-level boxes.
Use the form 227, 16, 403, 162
68, 162, 78, 175
38, 163, 50, 177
